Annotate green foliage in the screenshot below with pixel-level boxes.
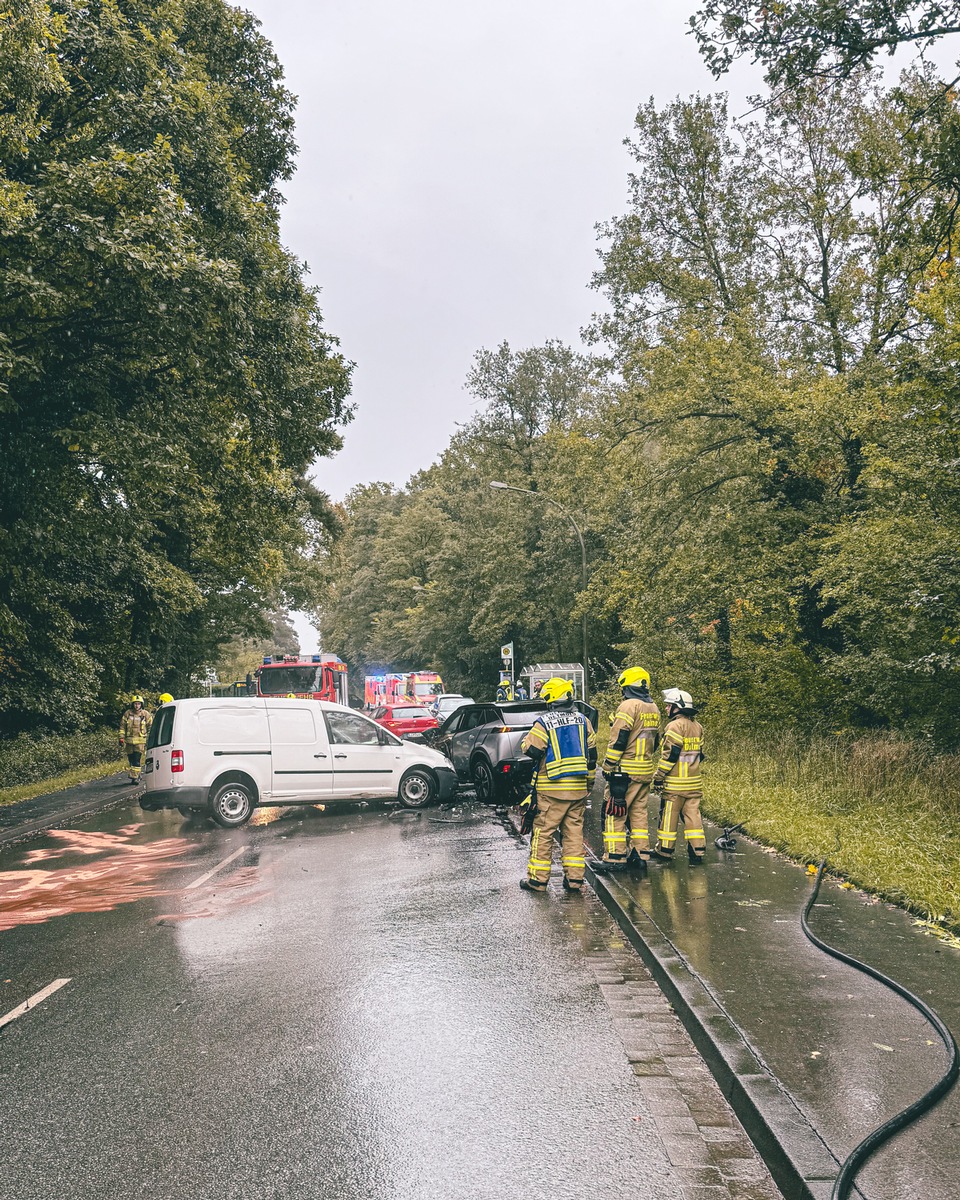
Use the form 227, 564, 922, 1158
0, 726, 119, 789
0, 1, 351, 735
690, 2, 960, 87
316, 67, 960, 747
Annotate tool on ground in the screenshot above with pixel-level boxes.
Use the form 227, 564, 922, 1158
714, 822, 744, 851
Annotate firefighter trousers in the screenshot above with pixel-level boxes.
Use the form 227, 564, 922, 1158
601, 778, 652, 862
125, 744, 145, 781
527, 793, 587, 886
655, 790, 705, 857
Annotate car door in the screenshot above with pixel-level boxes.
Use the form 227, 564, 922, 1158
447, 706, 491, 778
268, 704, 334, 801
323, 709, 402, 798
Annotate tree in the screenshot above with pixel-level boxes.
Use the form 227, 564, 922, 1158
0, 1, 351, 734
691, 2, 960, 87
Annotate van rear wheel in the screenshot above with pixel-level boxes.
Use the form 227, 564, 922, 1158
209, 780, 255, 828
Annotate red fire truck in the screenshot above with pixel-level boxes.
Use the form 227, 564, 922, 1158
255, 654, 349, 704
403, 672, 444, 703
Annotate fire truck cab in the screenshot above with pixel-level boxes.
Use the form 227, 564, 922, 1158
255, 654, 348, 705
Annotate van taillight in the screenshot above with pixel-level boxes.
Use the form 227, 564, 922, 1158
172, 750, 184, 773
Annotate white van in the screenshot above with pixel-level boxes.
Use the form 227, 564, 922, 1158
141, 698, 458, 827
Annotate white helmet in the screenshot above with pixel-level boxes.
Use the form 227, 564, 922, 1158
662, 687, 694, 710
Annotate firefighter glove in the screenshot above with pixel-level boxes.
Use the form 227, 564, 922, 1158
519, 790, 538, 836
604, 795, 626, 819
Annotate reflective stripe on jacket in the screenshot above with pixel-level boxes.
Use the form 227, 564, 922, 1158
119, 709, 153, 743
603, 697, 660, 779
522, 710, 597, 795
656, 715, 704, 793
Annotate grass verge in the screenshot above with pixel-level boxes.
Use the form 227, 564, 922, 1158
0, 759, 125, 808
704, 730, 960, 935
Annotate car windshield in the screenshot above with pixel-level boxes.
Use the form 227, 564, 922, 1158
257, 666, 319, 695
391, 707, 430, 717
438, 698, 471, 710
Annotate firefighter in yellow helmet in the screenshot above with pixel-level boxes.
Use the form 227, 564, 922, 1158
652, 688, 706, 862
118, 695, 153, 784
592, 667, 660, 874
517, 677, 597, 893
158, 693, 174, 705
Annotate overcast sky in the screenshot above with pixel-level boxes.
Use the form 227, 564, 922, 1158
244, 1, 765, 494
243, 1, 950, 651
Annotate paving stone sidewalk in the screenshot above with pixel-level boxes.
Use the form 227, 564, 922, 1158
574, 886, 783, 1200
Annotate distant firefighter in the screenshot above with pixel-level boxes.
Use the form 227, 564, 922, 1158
118, 696, 153, 784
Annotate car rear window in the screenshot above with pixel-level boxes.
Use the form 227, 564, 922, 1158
391, 707, 430, 716
500, 711, 539, 726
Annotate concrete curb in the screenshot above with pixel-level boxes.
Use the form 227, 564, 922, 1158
586, 865, 843, 1200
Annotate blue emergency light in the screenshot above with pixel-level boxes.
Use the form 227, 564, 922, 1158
312, 655, 321, 663
262, 656, 272, 664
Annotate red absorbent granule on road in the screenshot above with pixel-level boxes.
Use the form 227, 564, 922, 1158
0, 827, 193, 931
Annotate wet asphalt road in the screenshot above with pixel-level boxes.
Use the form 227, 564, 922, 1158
1, 797, 708, 1200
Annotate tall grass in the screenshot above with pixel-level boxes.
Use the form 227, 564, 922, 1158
705, 730, 960, 931
0, 728, 119, 791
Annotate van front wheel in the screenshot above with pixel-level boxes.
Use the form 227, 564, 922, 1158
398, 768, 436, 809
210, 780, 255, 828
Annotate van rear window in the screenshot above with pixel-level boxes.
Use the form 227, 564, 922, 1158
197, 706, 269, 745
147, 706, 175, 749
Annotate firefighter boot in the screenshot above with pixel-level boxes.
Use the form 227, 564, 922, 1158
520, 879, 548, 893
591, 858, 627, 874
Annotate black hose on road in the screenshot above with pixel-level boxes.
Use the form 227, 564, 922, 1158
802, 859, 960, 1200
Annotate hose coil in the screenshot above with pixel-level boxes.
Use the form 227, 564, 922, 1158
802, 860, 959, 1200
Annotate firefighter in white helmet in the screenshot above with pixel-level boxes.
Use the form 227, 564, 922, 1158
592, 666, 660, 873
652, 688, 706, 862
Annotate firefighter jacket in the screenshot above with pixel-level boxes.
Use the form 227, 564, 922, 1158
119, 708, 153, 744
654, 715, 704, 794
521, 708, 597, 795
602, 696, 661, 779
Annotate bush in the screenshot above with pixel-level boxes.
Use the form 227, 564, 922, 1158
0, 728, 119, 790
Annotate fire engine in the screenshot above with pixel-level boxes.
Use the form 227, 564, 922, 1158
403, 672, 444, 703
256, 654, 349, 705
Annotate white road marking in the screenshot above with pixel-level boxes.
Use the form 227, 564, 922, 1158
0, 978, 71, 1031
185, 846, 246, 890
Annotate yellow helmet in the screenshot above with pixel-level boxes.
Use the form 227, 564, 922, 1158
540, 677, 574, 704
618, 667, 650, 690
286, 693, 296, 698
158, 693, 174, 704
130, 694, 144, 705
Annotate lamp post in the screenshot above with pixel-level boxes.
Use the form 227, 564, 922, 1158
489, 480, 589, 702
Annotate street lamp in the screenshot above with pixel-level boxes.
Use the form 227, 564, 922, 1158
489, 480, 589, 701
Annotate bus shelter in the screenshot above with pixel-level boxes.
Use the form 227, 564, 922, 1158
520, 663, 586, 701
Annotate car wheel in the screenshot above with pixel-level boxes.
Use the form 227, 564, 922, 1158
398, 768, 437, 809
472, 757, 499, 804
209, 780, 255, 828
139, 798, 160, 812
